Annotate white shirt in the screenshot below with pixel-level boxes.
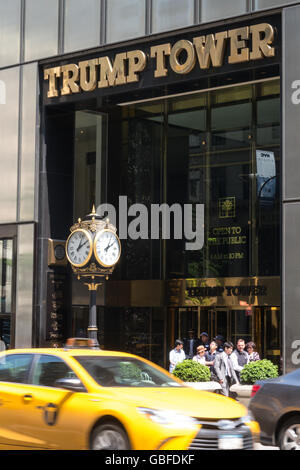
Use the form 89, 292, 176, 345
193, 354, 206, 365
169, 348, 185, 373
231, 349, 249, 372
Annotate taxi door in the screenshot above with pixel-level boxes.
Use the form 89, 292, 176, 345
0, 353, 48, 449
17, 354, 91, 449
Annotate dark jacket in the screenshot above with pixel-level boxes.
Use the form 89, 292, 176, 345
183, 337, 201, 359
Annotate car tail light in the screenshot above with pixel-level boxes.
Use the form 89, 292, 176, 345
251, 384, 261, 397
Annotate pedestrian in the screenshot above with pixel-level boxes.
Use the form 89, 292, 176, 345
0, 336, 6, 352
245, 341, 260, 361
169, 339, 185, 373
205, 340, 219, 381
193, 345, 211, 365
214, 334, 225, 353
199, 332, 210, 351
183, 329, 200, 359
214, 341, 239, 397
231, 338, 249, 381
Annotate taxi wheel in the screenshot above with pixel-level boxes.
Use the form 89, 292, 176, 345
91, 422, 130, 450
278, 416, 300, 450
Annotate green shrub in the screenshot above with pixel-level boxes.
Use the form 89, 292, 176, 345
240, 359, 279, 385
173, 360, 211, 382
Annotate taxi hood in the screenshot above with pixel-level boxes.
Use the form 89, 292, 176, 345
107, 386, 247, 419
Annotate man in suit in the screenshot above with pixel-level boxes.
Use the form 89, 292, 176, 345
231, 338, 249, 381
214, 341, 239, 397
183, 329, 200, 359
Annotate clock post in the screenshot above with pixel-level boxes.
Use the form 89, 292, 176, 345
65, 206, 121, 347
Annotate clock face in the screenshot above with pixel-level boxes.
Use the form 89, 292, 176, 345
66, 229, 93, 267
94, 230, 121, 267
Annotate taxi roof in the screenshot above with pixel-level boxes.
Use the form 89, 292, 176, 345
1, 348, 135, 358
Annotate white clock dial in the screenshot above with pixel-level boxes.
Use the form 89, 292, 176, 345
66, 229, 92, 267
94, 229, 121, 267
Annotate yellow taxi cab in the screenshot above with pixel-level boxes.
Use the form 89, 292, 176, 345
0, 338, 259, 450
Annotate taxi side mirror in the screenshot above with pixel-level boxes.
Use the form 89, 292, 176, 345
55, 377, 86, 392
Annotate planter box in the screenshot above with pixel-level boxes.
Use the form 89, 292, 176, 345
230, 384, 253, 407
184, 381, 222, 392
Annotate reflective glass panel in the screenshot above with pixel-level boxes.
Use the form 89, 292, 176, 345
0, 355, 33, 383
75, 353, 177, 386
201, 0, 248, 22
24, 0, 59, 61
0, 67, 19, 223
111, 80, 280, 281
74, 111, 107, 222
152, 0, 194, 33
19, 63, 38, 222
254, 0, 297, 9
0, 1, 21, 67
112, 103, 163, 280
15, 224, 34, 348
106, 0, 146, 43
32, 355, 76, 387
64, 0, 100, 53
0, 239, 13, 315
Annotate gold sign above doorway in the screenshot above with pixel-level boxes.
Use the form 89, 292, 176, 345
168, 276, 280, 308
44, 23, 275, 98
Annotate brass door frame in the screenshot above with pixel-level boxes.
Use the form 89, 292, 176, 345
263, 306, 281, 358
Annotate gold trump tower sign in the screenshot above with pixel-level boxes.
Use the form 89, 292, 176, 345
44, 23, 275, 98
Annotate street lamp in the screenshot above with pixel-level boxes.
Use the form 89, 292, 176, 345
65, 206, 121, 347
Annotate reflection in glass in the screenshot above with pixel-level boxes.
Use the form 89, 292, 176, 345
75, 355, 180, 387
0, 1, 21, 67
254, 0, 295, 9
114, 79, 280, 281
0, 239, 13, 349
152, 0, 194, 33
73, 111, 107, 221
201, 0, 248, 22
0, 239, 13, 314
19, 63, 38, 222
15, 224, 34, 348
106, 0, 146, 43
0, 67, 19, 223
24, 0, 59, 61
231, 310, 252, 346
64, 0, 100, 53
117, 104, 163, 280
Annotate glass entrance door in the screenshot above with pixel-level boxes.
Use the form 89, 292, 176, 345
208, 308, 229, 343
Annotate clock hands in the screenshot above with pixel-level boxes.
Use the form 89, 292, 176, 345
77, 237, 89, 252
104, 236, 115, 252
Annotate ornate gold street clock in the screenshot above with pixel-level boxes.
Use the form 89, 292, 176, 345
66, 206, 121, 280
65, 206, 121, 347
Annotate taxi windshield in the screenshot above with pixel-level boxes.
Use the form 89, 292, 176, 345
74, 356, 182, 388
